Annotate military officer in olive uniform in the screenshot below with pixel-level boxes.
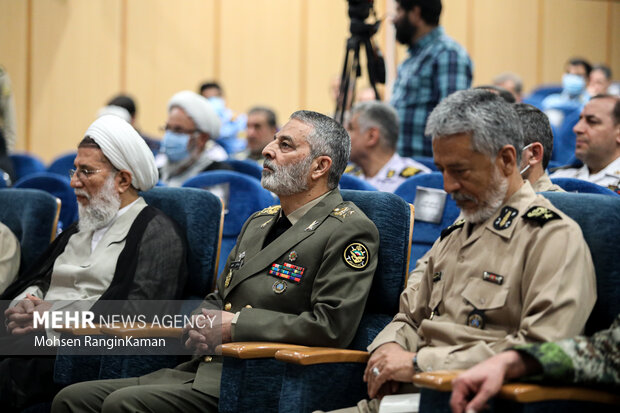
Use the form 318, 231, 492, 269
53, 110, 379, 413
335, 90, 596, 413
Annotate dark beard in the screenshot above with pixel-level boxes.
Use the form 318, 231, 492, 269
394, 17, 417, 46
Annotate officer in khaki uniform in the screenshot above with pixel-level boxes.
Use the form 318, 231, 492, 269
334, 90, 596, 413
53, 110, 379, 413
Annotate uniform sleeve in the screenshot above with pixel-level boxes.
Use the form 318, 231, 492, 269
0, 224, 20, 295
516, 315, 620, 386
231, 217, 379, 348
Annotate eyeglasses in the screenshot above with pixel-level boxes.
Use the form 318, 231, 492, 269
69, 168, 104, 180
160, 125, 199, 135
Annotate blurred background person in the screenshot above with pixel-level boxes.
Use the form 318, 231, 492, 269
234, 106, 277, 164
493, 72, 523, 102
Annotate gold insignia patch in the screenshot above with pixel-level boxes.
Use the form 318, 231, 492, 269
440, 219, 466, 240
344, 165, 355, 173
399, 167, 421, 178
523, 206, 561, 226
387, 170, 396, 178
332, 206, 355, 219
343, 242, 370, 270
258, 205, 281, 215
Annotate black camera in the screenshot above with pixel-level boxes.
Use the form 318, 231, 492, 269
347, 0, 377, 36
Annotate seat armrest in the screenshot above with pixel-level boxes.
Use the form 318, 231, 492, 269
275, 347, 369, 365
100, 324, 183, 339
498, 383, 620, 405
55, 324, 104, 335
412, 371, 462, 392
221, 342, 309, 359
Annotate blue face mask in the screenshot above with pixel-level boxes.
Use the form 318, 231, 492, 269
562, 73, 586, 96
161, 131, 190, 163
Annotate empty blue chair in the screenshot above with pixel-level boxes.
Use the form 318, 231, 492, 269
14, 172, 79, 231
182, 170, 275, 276
394, 172, 460, 266
224, 159, 263, 180
551, 177, 620, 196
412, 156, 438, 171
9, 153, 46, 181
339, 174, 377, 191
47, 152, 77, 177
0, 188, 60, 274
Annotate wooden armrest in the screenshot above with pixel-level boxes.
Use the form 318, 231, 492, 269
100, 324, 183, 339
221, 342, 309, 359
275, 347, 369, 365
498, 383, 620, 405
53, 324, 103, 335
412, 371, 462, 392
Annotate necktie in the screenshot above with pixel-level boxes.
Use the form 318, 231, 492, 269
263, 215, 292, 248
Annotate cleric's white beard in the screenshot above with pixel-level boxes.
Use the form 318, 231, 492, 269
459, 168, 508, 224
76, 175, 121, 232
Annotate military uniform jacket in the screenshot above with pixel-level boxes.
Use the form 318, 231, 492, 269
550, 156, 620, 192
345, 153, 431, 192
368, 182, 596, 372
153, 189, 379, 397
532, 173, 564, 193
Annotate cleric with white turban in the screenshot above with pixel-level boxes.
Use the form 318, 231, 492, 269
168, 91, 221, 139
85, 115, 159, 191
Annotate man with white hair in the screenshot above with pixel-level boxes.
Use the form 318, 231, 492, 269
0, 115, 187, 411
332, 90, 596, 413
158, 90, 230, 186
52, 110, 379, 413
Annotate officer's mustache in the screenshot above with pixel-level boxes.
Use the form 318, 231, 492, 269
451, 192, 477, 204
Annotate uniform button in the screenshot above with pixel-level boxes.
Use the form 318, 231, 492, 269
224, 303, 232, 311
204, 356, 213, 362
458, 255, 465, 263
244, 305, 252, 309
479, 298, 486, 305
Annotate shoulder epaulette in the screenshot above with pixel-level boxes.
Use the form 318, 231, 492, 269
330, 204, 356, 220
256, 205, 281, 216
400, 167, 422, 178
522, 206, 561, 226
440, 219, 466, 240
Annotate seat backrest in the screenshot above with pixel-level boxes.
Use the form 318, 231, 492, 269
223, 159, 263, 180
412, 156, 438, 171
182, 171, 275, 276
47, 152, 77, 177
339, 174, 377, 191
141, 187, 223, 298
0, 188, 60, 274
9, 153, 47, 181
14, 172, 79, 231
551, 107, 581, 165
522, 84, 562, 108
543, 192, 620, 335
551, 177, 620, 196
394, 172, 461, 264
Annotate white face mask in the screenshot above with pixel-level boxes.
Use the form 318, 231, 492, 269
520, 143, 534, 176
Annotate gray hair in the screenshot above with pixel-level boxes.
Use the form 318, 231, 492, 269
493, 72, 523, 95
514, 103, 554, 169
290, 110, 350, 190
425, 89, 524, 164
350, 101, 399, 150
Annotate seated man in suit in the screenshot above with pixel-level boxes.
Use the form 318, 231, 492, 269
0, 115, 187, 411
0, 221, 19, 294
52, 110, 380, 413
157, 90, 231, 186
334, 90, 596, 413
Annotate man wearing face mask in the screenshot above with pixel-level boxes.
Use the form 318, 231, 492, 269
158, 91, 231, 187
331, 90, 595, 413
542, 57, 592, 112
390, 0, 472, 158
514, 103, 564, 192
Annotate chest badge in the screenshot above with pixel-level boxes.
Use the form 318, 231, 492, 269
224, 270, 233, 288
269, 262, 305, 283
272, 280, 287, 294
493, 206, 518, 230
305, 220, 320, 231
288, 250, 298, 262
343, 242, 370, 270
467, 309, 486, 329
482, 271, 504, 285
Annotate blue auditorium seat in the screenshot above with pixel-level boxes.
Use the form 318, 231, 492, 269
551, 177, 619, 196
218, 190, 413, 412
339, 174, 377, 191
394, 172, 460, 267
182, 170, 275, 276
9, 153, 47, 181
412, 156, 438, 171
47, 152, 77, 177
550, 106, 581, 165
522, 84, 562, 109
0, 188, 60, 275
14, 172, 79, 232
224, 159, 263, 180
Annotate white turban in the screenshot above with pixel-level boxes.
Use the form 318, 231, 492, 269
168, 91, 221, 139
84, 115, 159, 191
96, 105, 132, 123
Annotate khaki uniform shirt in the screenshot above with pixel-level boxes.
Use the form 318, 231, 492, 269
369, 182, 596, 372
532, 173, 564, 193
